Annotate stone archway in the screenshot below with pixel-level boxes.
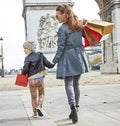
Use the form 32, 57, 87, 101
94, 0, 120, 74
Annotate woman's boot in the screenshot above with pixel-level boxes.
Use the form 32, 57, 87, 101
69, 105, 79, 119
70, 104, 78, 123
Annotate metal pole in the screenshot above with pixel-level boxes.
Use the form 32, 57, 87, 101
0, 37, 4, 77
1, 44, 4, 77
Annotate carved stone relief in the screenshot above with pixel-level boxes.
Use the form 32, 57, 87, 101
37, 13, 59, 51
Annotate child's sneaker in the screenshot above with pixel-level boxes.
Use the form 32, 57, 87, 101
37, 106, 47, 116
37, 106, 43, 116
41, 108, 47, 116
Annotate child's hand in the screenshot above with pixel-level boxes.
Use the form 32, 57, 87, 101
51, 62, 55, 65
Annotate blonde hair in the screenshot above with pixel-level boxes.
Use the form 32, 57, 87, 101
23, 41, 36, 51
56, 4, 83, 31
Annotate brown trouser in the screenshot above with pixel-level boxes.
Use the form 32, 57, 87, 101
28, 79, 45, 114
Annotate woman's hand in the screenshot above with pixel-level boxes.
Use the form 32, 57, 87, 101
48, 61, 55, 68
81, 18, 88, 27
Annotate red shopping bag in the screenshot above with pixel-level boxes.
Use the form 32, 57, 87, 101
84, 26, 102, 42
15, 74, 28, 87
84, 26, 103, 47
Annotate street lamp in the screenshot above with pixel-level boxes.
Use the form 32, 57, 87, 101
0, 37, 4, 77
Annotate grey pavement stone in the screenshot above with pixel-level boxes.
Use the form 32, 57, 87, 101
44, 84, 120, 126
0, 91, 31, 126
0, 90, 57, 126
0, 84, 120, 126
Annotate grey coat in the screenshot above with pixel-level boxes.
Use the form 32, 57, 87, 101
53, 24, 89, 79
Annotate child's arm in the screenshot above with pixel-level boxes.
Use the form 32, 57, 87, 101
43, 55, 55, 68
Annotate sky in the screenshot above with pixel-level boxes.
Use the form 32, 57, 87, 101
0, 0, 100, 70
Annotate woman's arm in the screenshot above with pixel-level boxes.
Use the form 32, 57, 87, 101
52, 25, 66, 63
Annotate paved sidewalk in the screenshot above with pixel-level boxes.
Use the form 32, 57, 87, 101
44, 84, 120, 126
0, 89, 56, 126
0, 84, 120, 126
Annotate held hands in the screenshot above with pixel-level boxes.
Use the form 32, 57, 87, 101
49, 61, 55, 68
51, 62, 55, 65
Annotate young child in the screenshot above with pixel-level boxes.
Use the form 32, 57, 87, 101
22, 41, 54, 117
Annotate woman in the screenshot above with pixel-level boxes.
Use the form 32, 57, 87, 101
22, 41, 54, 117
52, 5, 89, 123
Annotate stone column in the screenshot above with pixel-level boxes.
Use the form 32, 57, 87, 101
98, 0, 120, 74
112, 6, 120, 73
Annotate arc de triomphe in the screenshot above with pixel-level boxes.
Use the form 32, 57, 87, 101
22, 0, 120, 74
